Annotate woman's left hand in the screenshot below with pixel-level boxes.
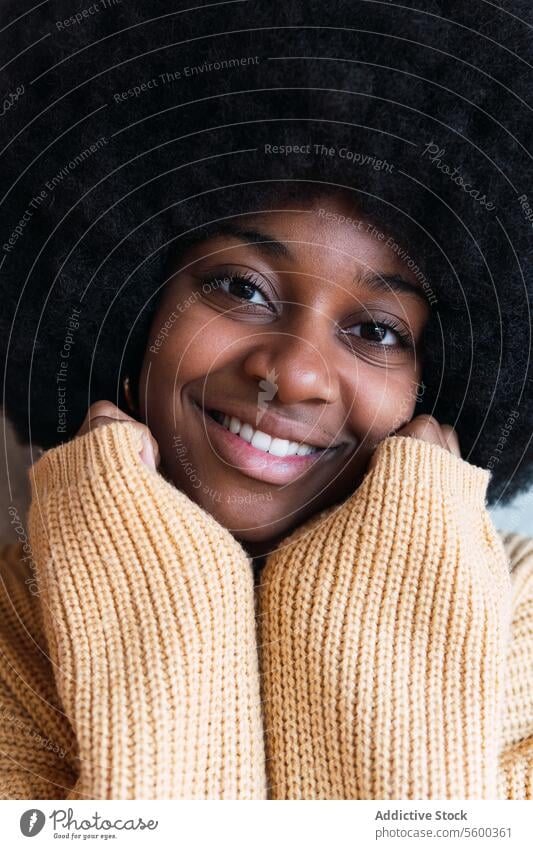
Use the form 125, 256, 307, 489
368, 414, 461, 472
395, 414, 461, 455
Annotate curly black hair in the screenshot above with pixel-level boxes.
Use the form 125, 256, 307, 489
0, 0, 531, 506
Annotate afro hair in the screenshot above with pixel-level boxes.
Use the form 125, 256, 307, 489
0, 0, 532, 506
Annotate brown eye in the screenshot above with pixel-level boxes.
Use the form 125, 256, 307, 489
348, 321, 410, 347
223, 276, 266, 303
207, 272, 271, 307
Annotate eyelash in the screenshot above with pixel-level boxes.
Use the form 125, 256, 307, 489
342, 317, 413, 349
201, 270, 274, 310
200, 270, 413, 348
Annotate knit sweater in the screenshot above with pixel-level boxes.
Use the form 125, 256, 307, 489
0, 422, 532, 800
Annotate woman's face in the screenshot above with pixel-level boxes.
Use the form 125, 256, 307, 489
139, 194, 430, 548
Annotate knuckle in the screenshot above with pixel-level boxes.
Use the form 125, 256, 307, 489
89, 400, 115, 417
414, 414, 440, 431
87, 415, 112, 430
416, 414, 438, 426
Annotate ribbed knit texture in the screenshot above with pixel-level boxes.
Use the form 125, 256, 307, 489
0, 422, 532, 799
16, 422, 266, 799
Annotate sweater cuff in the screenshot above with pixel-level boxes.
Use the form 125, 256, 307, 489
29, 421, 146, 495
367, 434, 491, 506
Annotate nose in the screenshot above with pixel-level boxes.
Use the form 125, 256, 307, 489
242, 329, 340, 405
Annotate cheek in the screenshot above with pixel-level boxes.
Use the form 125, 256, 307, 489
141, 308, 246, 395
342, 365, 420, 438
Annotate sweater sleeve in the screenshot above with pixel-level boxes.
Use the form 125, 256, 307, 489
0, 542, 79, 799
257, 434, 514, 799
25, 421, 266, 800
497, 533, 533, 799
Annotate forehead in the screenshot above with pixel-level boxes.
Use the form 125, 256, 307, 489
220, 198, 424, 289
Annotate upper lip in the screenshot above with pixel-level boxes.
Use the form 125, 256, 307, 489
192, 397, 344, 450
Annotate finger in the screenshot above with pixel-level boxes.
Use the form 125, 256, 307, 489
78, 401, 161, 471
399, 415, 446, 448
89, 416, 160, 470
417, 416, 444, 447
87, 413, 126, 430
140, 432, 161, 471
139, 435, 156, 471
441, 424, 461, 457
79, 401, 134, 436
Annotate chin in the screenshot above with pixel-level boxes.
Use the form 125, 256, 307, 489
163, 458, 334, 544
213, 500, 298, 542
178, 484, 302, 544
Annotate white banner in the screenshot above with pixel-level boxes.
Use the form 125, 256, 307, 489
1, 799, 530, 848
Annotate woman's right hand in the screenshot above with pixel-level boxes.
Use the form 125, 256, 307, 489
77, 400, 160, 471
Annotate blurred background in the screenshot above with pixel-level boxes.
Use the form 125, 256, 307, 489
1, 412, 531, 544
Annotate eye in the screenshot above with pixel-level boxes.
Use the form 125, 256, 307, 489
352, 321, 404, 346
198, 268, 277, 317
340, 317, 413, 350
217, 272, 269, 306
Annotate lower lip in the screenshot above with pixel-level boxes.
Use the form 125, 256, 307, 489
192, 401, 338, 485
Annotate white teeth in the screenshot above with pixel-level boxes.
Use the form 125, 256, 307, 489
239, 423, 254, 443
210, 411, 322, 456
251, 430, 272, 452
269, 437, 289, 457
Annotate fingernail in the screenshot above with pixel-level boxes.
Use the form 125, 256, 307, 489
140, 436, 156, 470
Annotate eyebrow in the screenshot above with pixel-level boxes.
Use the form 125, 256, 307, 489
191, 223, 428, 303
194, 222, 295, 262
358, 270, 428, 304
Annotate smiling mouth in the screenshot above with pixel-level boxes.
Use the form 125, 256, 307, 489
204, 408, 328, 457
190, 399, 344, 486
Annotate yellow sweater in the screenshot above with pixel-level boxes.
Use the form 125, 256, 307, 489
0, 422, 532, 800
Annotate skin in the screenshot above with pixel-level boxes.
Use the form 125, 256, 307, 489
78, 193, 461, 557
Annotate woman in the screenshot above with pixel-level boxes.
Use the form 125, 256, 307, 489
0, 1, 532, 799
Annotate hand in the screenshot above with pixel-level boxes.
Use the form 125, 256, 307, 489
368, 414, 461, 472
77, 401, 160, 471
